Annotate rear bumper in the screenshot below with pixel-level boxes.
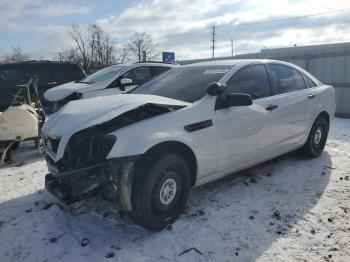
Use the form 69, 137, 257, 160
44, 156, 139, 208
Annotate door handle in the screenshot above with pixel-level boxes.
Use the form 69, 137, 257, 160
308, 94, 316, 99
266, 104, 278, 111
48, 82, 57, 85
17, 84, 27, 88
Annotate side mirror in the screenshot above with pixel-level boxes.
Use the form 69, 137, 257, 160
207, 82, 225, 96
120, 78, 133, 85
216, 93, 253, 110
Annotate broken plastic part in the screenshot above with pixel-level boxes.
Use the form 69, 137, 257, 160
45, 156, 139, 210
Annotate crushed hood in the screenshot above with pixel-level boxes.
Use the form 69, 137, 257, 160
44, 80, 111, 101
43, 94, 190, 139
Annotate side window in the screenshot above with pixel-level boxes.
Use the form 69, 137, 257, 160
303, 74, 317, 88
151, 66, 171, 77
121, 66, 152, 86
226, 64, 270, 100
0, 65, 21, 84
266, 64, 306, 95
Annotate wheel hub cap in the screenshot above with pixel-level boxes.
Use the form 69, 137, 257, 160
314, 127, 322, 145
159, 178, 177, 205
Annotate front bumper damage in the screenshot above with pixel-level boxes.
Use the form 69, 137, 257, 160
45, 155, 139, 211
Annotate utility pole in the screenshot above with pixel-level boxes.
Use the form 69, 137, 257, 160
231, 39, 234, 58
211, 25, 216, 59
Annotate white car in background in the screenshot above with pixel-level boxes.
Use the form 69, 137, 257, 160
42, 59, 335, 231
44, 62, 177, 112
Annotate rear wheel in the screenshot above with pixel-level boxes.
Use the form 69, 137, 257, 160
301, 115, 329, 157
130, 153, 191, 231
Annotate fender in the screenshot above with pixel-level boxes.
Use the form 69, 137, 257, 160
108, 95, 219, 178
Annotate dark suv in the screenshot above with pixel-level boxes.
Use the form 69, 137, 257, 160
0, 61, 85, 111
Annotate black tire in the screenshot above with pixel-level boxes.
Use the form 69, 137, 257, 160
130, 153, 191, 231
301, 115, 329, 157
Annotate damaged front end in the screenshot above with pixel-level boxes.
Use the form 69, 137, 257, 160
44, 103, 182, 210
45, 155, 138, 210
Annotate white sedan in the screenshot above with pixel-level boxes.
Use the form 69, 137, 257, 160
42, 59, 335, 231
43, 62, 176, 112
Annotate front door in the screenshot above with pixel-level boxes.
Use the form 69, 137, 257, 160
105, 66, 153, 95
215, 64, 273, 171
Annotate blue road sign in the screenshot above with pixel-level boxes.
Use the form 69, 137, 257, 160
162, 52, 175, 62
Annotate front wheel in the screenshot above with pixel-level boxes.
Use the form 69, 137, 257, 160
301, 115, 329, 157
130, 153, 191, 231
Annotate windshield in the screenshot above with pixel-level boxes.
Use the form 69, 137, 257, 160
131, 65, 232, 102
79, 65, 126, 84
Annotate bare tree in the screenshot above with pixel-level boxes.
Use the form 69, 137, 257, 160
125, 32, 155, 62
1, 46, 30, 62
91, 24, 116, 69
59, 24, 117, 73
56, 47, 82, 65
116, 48, 130, 63
66, 24, 94, 72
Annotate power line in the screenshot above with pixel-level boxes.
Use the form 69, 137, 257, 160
166, 7, 350, 38
211, 25, 216, 58
231, 38, 234, 57
219, 7, 350, 33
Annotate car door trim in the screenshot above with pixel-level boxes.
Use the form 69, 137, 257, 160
184, 120, 213, 132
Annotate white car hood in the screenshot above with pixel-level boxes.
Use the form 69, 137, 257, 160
44, 80, 111, 101
42, 94, 190, 159
43, 94, 190, 137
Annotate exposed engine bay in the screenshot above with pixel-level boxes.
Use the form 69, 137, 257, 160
43, 100, 186, 210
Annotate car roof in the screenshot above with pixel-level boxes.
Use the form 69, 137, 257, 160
183, 59, 321, 85
183, 59, 295, 67
0, 60, 78, 66
108, 62, 178, 68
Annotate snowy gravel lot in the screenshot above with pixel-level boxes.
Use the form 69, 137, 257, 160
0, 118, 349, 262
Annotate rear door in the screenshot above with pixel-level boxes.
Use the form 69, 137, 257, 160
215, 64, 273, 170
0, 64, 23, 110
264, 63, 315, 150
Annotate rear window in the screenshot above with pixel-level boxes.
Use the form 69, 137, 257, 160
303, 74, 317, 88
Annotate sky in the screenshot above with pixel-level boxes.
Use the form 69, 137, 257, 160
1, 0, 350, 61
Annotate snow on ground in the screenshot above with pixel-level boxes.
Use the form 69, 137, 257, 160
0, 118, 349, 262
